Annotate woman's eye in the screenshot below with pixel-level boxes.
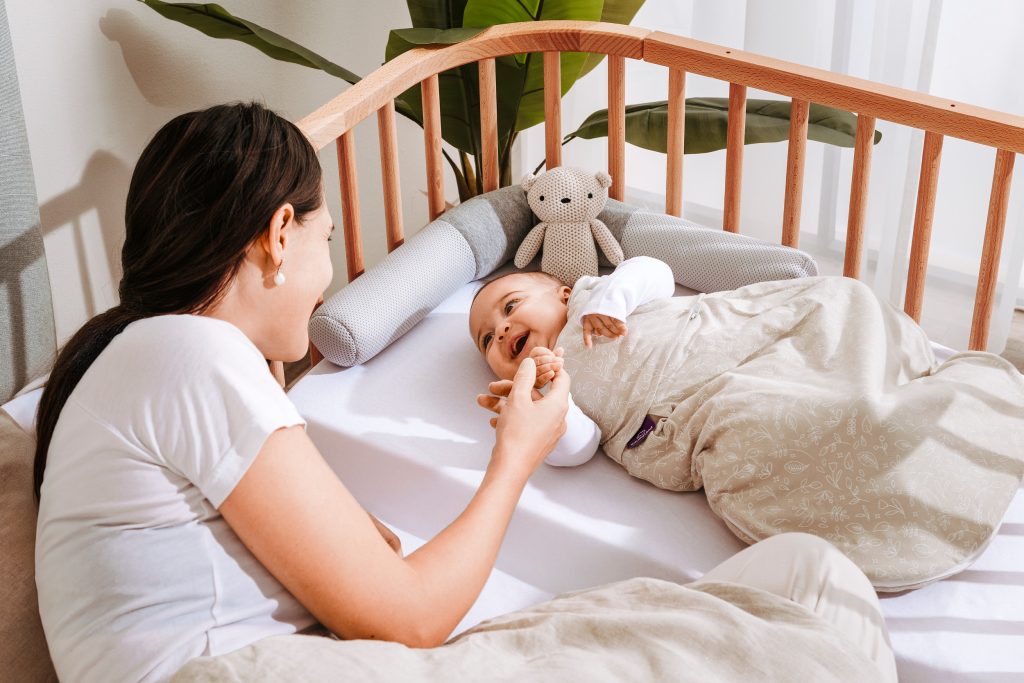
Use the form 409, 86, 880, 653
482, 333, 493, 350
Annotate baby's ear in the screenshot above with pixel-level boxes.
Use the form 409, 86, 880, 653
559, 285, 572, 304
595, 171, 612, 189
521, 173, 538, 192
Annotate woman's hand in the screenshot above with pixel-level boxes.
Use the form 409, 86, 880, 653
478, 356, 570, 479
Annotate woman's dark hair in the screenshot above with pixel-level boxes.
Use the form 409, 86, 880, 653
33, 101, 323, 500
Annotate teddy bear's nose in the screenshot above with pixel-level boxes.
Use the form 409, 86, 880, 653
561, 197, 571, 203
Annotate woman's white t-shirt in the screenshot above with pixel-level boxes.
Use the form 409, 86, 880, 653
35, 315, 317, 683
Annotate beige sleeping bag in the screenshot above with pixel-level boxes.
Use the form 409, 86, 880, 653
558, 275, 1024, 591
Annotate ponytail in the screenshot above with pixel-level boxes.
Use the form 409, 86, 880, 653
33, 306, 148, 499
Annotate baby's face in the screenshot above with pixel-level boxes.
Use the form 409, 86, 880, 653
469, 273, 572, 380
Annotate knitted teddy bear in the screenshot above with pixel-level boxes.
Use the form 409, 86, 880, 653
514, 166, 624, 286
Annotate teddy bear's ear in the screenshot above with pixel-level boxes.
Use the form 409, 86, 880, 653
595, 171, 613, 189
521, 173, 538, 192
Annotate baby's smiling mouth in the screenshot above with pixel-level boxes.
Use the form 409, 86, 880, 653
511, 332, 529, 358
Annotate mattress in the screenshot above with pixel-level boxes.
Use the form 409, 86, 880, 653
4, 281, 1019, 681
286, 280, 1024, 683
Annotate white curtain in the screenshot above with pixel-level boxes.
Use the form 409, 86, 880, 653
517, 0, 1024, 352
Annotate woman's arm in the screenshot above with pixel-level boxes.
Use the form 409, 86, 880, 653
220, 357, 568, 648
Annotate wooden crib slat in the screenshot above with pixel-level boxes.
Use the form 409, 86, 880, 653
336, 130, 364, 281
843, 114, 876, 279
478, 58, 500, 193
377, 101, 404, 252
969, 148, 1016, 351
421, 73, 445, 221
723, 82, 746, 233
665, 68, 686, 217
544, 51, 562, 169
608, 54, 626, 201
782, 99, 810, 247
904, 131, 944, 322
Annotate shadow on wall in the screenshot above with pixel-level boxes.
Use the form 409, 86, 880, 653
98, 9, 242, 108
38, 151, 131, 322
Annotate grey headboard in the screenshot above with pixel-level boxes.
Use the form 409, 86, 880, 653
1, 0, 55, 404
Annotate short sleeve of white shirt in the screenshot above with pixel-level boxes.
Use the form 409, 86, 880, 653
135, 317, 306, 507
36, 315, 313, 683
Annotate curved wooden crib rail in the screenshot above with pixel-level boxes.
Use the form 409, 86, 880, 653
297, 20, 1024, 356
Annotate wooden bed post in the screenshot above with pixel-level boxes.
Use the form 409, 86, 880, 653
543, 51, 562, 170
782, 99, 810, 247
723, 82, 746, 233
336, 130, 364, 281
970, 148, 1016, 351
478, 58, 500, 193
843, 114, 876, 279
665, 68, 686, 217
422, 73, 445, 221
904, 131, 944, 322
607, 54, 626, 201
377, 100, 405, 252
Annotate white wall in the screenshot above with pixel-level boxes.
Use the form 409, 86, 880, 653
7, 0, 438, 344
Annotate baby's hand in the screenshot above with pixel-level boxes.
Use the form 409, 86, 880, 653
529, 346, 564, 389
582, 313, 628, 348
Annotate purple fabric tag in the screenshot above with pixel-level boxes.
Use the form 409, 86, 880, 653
626, 415, 657, 448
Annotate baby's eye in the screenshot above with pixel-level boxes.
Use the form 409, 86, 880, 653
482, 332, 493, 350
504, 299, 518, 315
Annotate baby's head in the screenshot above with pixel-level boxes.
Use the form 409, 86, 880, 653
469, 271, 572, 380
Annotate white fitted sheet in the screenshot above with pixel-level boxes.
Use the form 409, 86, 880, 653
284, 280, 1023, 683
3, 283, 1016, 681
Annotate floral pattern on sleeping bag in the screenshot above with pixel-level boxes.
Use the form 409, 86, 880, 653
557, 275, 1024, 591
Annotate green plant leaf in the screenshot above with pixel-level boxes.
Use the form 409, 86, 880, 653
139, 1, 362, 84
565, 98, 883, 154
576, 0, 646, 78
462, 0, 605, 132
385, 27, 496, 157
405, 0, 469, 29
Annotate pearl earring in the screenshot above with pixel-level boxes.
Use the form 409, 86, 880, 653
274, 260, 286, 286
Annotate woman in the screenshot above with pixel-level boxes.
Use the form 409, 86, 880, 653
33, 102, 897, 683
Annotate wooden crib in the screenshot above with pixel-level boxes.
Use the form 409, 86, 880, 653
294, 20, 1023, 369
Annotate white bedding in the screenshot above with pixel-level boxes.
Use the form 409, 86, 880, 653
286, 280, 1023, 683
4, 282, 1018, 681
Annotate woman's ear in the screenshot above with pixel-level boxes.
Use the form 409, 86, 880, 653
262, 203, 295, 265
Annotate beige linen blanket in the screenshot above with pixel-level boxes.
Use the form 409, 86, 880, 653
172, 578, 881, 682
558, 275, 1024, 591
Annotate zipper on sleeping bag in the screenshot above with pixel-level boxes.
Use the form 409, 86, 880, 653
626, 292, 706, 449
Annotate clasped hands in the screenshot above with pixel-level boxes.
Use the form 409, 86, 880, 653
476, 313, 627, 428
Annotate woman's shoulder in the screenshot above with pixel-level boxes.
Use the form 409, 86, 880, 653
116, 314, 263, 364
84, 314, 271, 397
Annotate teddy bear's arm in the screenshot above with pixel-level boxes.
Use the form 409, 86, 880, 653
514, 222, 547, 268
591, 218, 624, 266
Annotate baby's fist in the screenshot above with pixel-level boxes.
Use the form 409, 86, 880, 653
582, 314, 628, 348
529, 345, 564, 388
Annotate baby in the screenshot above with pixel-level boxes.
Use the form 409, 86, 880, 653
469, 256, 675, 466
470, 256, 1024, 590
